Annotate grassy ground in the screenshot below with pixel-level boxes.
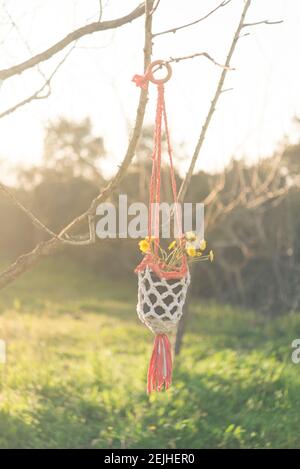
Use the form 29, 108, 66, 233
0, 258, 300, 449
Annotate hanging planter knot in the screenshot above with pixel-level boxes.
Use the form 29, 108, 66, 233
133, 60, 190, 393
132, 60, 172, 89
132, 73, 150, 89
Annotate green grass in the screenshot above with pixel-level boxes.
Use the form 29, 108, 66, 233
0, 258, 300, 449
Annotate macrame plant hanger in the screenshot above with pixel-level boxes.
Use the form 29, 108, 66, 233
133, 60, 190, 393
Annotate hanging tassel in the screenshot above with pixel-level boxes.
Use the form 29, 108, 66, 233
147, 334, 173, 393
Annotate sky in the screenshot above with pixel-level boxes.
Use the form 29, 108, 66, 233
0, 0, 299, 180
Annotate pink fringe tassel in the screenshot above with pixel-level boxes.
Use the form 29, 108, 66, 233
147, 334, 173, 393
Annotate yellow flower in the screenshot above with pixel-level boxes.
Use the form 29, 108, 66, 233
196, 251, 202, 257
148, 425, 157, 431
209, 250, 214, 262
168, 240, 177, 250
185, 231, 197, 242
186, 246, 197, 257
199, 239, 207, 251
139, 239, 150, 253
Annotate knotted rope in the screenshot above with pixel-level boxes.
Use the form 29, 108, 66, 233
133, 61, 191, 393
134, 60, 187, 280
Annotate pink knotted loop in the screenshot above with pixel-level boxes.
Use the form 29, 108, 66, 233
132, 60, 172, 90
132, 73, 150, 90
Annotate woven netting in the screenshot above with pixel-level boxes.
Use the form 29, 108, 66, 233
137, 267, 190, 334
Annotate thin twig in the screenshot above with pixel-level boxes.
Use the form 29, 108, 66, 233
0, 43, 76, 119
166, 52, 235, 71
150, 0, 161, 16
242, 19, 283, 28
98, 0, 103, 22
2, 3, 48, 83
153, 0, 232, 37
0, 182, 94, 245
0, 88, 50, 120
0, 3, 145, 81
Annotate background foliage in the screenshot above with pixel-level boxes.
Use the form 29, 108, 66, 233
1, 117, 300, 314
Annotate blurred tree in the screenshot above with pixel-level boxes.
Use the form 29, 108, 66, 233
43, 117, 105, 181
1, 117, 300, 316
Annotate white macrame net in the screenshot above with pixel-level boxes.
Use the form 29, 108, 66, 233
137, 267, 191, 334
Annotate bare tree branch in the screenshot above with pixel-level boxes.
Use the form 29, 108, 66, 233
2, 2, 48, 83
175, 151, 292, 354
178, 0, 253, 203
0, 43, 76, 119
0, 0, 155, 290
0, 3, 145, 81
150, 0, 161, 16
242, 19, 283, 28
0, 180, 94, 246
205, 152, 291, 231
98, 0, 104, 22
174, 0, 253, 356
0, 85, 50, 119
153, 0, 232, 37
166, 52, 234, 71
